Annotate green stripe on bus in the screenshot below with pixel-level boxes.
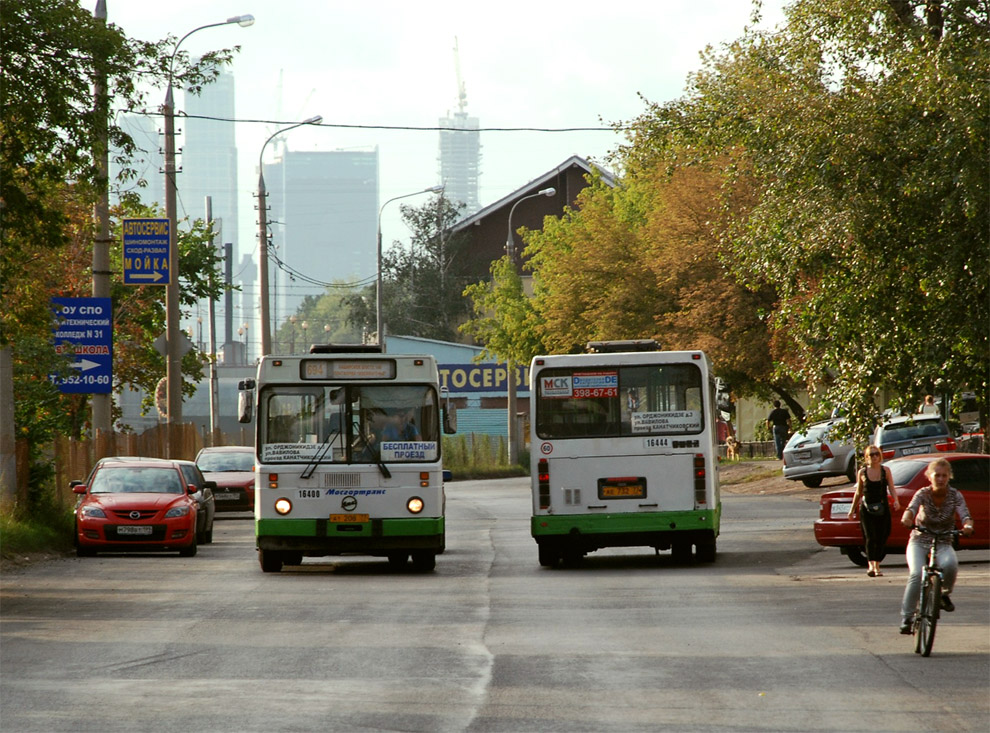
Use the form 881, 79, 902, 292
256, 516, 444, 538
530, 508, 720, 537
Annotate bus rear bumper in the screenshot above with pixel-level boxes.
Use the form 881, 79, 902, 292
531, 509, 719, 552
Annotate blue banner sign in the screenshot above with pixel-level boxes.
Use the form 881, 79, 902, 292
438, 363, 530, 395
51, 297, 113, 394
122, 217, 170, 285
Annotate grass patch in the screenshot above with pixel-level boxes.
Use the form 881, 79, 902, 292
0, 506, 75, 560
442, 434, 529, 480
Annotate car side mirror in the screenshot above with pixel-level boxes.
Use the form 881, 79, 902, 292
72, 483, 87, 494
187, 484, 197, 495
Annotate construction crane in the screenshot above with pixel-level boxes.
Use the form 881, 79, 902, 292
453, 36, 467, 115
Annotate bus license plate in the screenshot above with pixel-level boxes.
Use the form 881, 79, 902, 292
329, 514, 369, 523
598, 478, 646, 499
117, 525, 152, 535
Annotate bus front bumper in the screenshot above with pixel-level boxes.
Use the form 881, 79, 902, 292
256, 516, 444, 554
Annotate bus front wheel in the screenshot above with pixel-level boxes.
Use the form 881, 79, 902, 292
259, 549, 283, 573
410, 551, 436, 572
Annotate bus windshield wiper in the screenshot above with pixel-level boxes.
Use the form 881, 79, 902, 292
353, 430, 392, 479
300, 427, 340, 480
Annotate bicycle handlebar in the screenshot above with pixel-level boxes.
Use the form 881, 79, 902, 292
911, 526, 961, 539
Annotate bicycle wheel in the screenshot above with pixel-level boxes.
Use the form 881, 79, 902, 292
916, 572, 941, 657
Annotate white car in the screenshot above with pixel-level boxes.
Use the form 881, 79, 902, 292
782, 419, 857, 488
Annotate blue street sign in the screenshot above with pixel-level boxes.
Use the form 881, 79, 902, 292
122, 218, 170, 285
51, 297, 113, 394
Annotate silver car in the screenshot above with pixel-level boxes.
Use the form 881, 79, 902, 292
871, 414, 957, 459
782, 419, 857, 488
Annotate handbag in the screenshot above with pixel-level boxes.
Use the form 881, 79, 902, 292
864, 501, 886, 516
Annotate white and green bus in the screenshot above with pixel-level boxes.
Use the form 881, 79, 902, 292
529, 341, 720, 566
238, 345, 456, 573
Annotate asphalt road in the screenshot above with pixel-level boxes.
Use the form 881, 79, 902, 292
1, 478, 987, 732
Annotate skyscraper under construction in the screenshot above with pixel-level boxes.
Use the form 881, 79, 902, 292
438, 39, 481, 216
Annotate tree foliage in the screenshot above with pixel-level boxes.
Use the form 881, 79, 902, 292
622, 0, 988, 437
348, 194, 471, 342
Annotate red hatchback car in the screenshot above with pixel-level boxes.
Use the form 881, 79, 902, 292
73, 458, 200, 557
814, 453, 989, 566
194, 446, 255, 512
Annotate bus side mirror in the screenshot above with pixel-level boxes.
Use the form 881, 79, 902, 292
441, 388, 457, 434
238, 379, 255, 424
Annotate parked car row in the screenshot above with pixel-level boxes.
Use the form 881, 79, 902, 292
814, 452, 989, 566
783, 413, 958, 488
72, 447, 255, 558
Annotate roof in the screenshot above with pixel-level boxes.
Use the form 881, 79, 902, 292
451, 155, 615, 233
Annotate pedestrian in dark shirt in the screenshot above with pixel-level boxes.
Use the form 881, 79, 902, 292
766, 400, 791, 461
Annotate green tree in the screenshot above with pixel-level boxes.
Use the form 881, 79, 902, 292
622, 0, 989, 438
348, 194, 470, 342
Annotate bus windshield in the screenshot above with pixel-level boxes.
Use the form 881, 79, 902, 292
259, 383, 439, 464
535, 363, 704, 439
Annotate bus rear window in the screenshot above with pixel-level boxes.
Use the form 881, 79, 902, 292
535, 364, 704, 439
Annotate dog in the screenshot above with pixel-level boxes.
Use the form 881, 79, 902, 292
725, 435, 740, 461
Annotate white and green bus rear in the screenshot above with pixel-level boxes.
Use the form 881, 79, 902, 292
529, 342, 720, 566
238, 345, 456, 573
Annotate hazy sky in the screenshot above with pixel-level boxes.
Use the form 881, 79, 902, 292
94, 0, 787, 277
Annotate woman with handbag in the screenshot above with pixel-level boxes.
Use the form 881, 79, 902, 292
847, 446, 901, 577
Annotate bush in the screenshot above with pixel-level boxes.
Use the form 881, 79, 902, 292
442, 433, 528, 480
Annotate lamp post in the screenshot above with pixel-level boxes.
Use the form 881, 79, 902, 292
504, 186, 556, 465
257, 115, 323, 357
300, 321, 309, 352
163, 13, 253, 430
376, 185, 444, 344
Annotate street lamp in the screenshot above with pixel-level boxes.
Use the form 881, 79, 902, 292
376, 185, 444, 344
163, 13, 253, 429
257, 115, 323, 357
504, 186, 556, 465
289, 314, 297, 353
300, 321, 309, 352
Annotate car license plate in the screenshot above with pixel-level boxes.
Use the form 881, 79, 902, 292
829, 502, 852, 519
329, 514, 369, 523
117, 525, 152, 535
215, 492, 239, 501
901, 445, 928, 455
798, 450, 812, 460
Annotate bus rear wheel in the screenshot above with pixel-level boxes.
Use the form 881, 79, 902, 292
695, 538, 717, 563
538, 544, 559, 568
258, 549, 283, 573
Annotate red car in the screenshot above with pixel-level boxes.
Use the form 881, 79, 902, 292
195, 446, 255, 512
814, 453, 989, 566
73, 458, 199, 556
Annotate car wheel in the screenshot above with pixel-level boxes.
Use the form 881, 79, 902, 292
845, 460, 857, 483
842, 546, 868, 567
801, 476, 824, 488
179, 537, 198, 557
76, 545, 96, 558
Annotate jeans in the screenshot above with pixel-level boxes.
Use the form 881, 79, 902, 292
900, 538, 958, 620
772, 426, 788, 459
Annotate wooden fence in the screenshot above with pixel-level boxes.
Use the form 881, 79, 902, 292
15, 423, 252, 509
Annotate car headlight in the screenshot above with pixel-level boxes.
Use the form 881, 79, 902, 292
80, 506, 106, 518
407, 497, 424, 514
165, 505, 190, 518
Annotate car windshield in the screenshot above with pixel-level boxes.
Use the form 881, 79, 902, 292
880, 419, 945, 443
90, 466, 183, 494
888, 460, 927, 487
785, 423, 832, 448
198, 451, 254, 472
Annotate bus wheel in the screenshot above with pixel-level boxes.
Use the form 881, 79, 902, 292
411, 551, 436, 572
561, 547, 583, 567
259, 549, 283, 573
387, 552, 409, 569
538, 544, 559, 568
695, 539, 716, 563
283, 552, 303, 566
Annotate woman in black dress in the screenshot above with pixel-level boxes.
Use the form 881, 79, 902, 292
848, 446, 901, 576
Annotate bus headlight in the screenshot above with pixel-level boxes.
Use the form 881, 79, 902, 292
406, 497, 424, 514
274, 498, 293, 515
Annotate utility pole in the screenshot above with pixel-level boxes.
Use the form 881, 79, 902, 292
91, 0, 112, 438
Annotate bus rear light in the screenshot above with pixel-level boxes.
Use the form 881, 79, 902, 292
538, 458, 550, 510
274, 498, 292, 515
694, 454, 706, 505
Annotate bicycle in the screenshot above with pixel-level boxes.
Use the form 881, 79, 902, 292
910, 527, 960, 657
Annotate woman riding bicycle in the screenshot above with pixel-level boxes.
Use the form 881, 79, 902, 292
898, 457, 974, 634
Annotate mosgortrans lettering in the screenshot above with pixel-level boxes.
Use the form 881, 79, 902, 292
324, 489, 386, 496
